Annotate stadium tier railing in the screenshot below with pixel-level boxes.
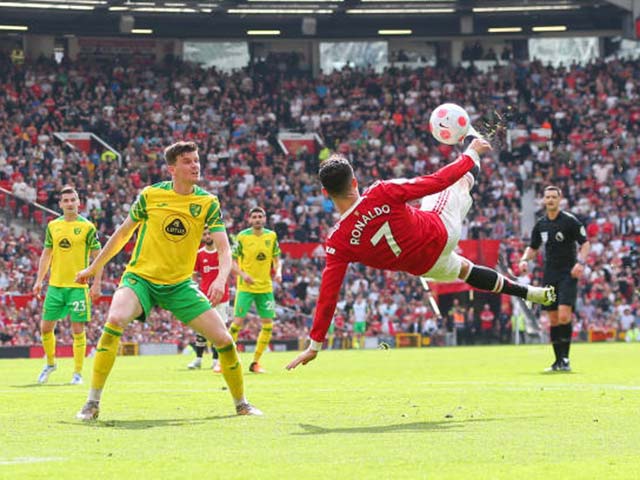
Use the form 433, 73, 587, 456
0, 186, 59, 230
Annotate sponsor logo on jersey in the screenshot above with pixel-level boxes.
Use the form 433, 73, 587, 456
555, 232, 564, 242
189, 203, 202, 218
59, 238, 71, 249
156, 203, 169, 207
256, 252, 267, 261
163, 214, 190, 242
350, 205, 391, 245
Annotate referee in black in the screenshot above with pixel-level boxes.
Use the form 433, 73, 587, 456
519, 186, 590, 372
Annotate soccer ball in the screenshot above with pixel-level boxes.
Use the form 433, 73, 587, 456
429, 103, 470, 145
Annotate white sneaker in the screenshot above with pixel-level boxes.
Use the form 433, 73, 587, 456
526, 285, 556, 306
76, 401, 100, 421
70, 373, 83, 385
187, 358, 202, 369
37, 364, 57, 384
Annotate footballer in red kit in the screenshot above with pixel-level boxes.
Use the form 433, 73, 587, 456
195, 247, 230, 304
187, 231, 230, 371
287, 136, 557, 370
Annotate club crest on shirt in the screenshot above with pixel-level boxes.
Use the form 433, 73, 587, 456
265, 240, 271, 247
541, 232, 548, 243
74, 227, 81, 235
189, 203, 202, 218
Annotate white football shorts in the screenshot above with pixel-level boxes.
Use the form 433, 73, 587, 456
419, 175, 473, 282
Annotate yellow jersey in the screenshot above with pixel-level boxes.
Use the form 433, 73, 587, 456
125, 181, 226, 285
44, 216, 101, 288
233, 228, 281, 294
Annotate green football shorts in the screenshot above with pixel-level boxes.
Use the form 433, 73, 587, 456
233, 291, 276, 319
42, 286, 91, 322
353, 321, 367, 334
119, 272, 211, 324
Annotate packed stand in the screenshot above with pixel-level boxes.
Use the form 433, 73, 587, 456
0, 52, 639, 346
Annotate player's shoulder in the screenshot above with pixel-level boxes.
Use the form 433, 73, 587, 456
75, 215, 95, 227
237, 228, 253, 237
262, 228, 278, 237
560, 210, 582, 224
192, 184, 217, 200
362, 180, 386, 196
47, 216, 65, 227
147, 181, 173, 193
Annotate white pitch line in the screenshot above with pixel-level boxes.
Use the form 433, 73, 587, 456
0, 457, 64, 466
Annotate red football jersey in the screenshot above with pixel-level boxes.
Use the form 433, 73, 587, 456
310, 153, 475, 342
194, 247, 230, 302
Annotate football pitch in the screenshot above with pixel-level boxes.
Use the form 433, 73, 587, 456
1, 343, 639, 479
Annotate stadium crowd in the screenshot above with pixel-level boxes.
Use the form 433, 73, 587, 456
1, 51, 639, 347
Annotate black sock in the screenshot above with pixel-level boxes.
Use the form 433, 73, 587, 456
194, 334, 207, 358
465, 265, 528, 299
558, 323, 572, 360
549, 326, 561, 364
212, 347, 218, 361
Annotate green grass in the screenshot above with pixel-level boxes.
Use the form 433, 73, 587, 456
1, 343, 640, 479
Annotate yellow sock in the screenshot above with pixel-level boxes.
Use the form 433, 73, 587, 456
229, 323, 241, 342
91, 322, 122, 391
253, 322, 273, 364
42, 331, 56, 366
217, 343, 244, 401
72, 331, 86, 374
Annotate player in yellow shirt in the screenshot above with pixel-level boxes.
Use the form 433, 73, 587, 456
74, 141, 261, 420
229, 207, 282, 373
32, 186, 102, 385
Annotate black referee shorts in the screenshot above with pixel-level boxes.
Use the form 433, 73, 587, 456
542, 273, 578, 311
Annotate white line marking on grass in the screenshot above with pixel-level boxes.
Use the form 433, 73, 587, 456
0, 457, 64, 466
415, 381, 640, 391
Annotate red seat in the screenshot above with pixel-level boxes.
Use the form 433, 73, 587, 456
33, 210, 44, 225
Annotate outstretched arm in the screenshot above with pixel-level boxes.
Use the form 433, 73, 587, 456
75, 216, 139, 284
286, 256, 348, 370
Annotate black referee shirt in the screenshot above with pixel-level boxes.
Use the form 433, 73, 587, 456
530, 211, 588, 276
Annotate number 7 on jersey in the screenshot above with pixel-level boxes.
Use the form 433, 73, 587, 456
370, 221, 402, 257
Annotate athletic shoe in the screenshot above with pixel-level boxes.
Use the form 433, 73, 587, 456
76, 401, 100, 421
249, 362, 267, 374
544, 362, 560, 372
187, 358, 202, 370
37, 364, 57, 384
559, 358, 572, 372
212, 362, 222, 374
70, 373, 83, 385
527, 285, 556, 306
236, 402, 263, 416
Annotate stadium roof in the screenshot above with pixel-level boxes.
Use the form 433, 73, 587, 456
0, 1, 629, 38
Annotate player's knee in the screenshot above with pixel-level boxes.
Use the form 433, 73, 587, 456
458, 259, 472, 280
212, 330, 233, 348
105, 313, 128, 329
558, 313, 571, 324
